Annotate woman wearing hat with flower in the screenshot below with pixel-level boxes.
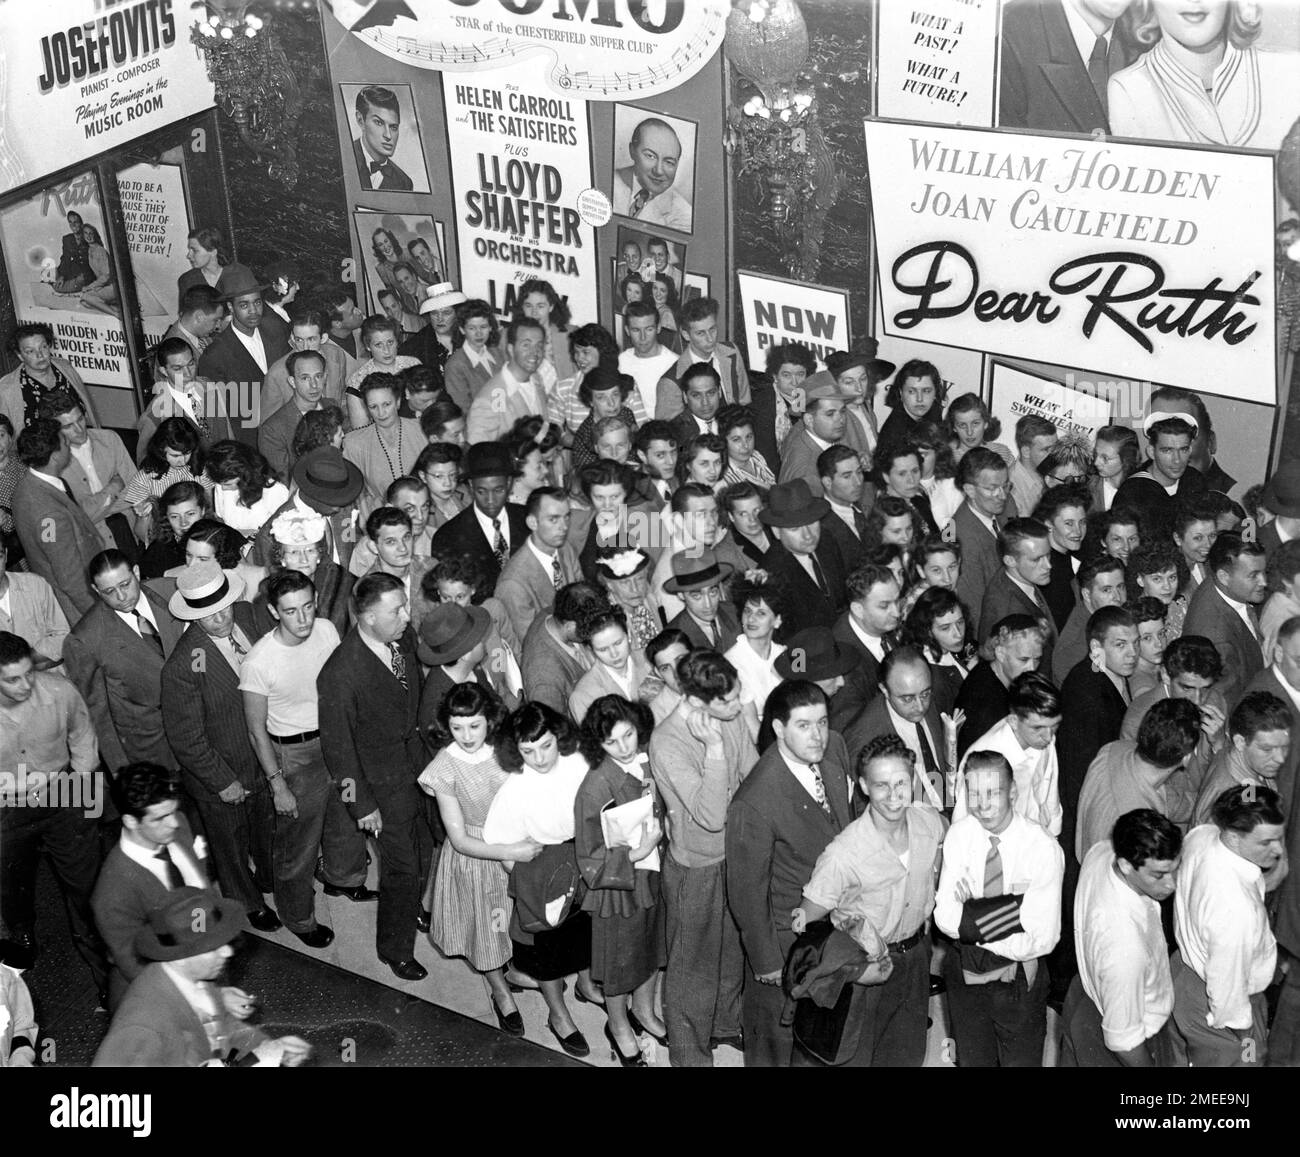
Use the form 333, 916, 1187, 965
483, 702, 603, 1057
592, 547, 662, 653
251, 507, 353, 635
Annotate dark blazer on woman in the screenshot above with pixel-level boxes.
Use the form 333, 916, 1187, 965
574, 757, 663, 920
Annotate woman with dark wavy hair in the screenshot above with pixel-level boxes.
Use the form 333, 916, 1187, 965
204, 440, 288, 536
137, 479, 208, 580
903, 585, 976, 716
121, 417, 203, 542
513, 277, 574, 385
483, 701, 602, 1058
878, 358, 946, 451
551, 322, 624, 442
417, 681, 535, 1037
575, 694, 667, 1066
443, 298, 499, 414
290, 407, 345, 460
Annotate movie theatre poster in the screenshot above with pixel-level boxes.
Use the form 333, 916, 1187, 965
0, 0, 213, 195
875, 0, 998, 126
863, 120, 1278, 405
442, 60, 598, 326
0, 172, 135, 389
736, 271, 851, 371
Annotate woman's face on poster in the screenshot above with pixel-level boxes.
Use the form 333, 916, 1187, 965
17, 334, 52, 372
1151, 0, 1229, 49
623, 281, 644, 304
67, 212, 83, 234
650, 280, 668, 307
374, 231, 398, 261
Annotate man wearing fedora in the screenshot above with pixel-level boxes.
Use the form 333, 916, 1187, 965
1258, 462, 1300, 562
64, 548, 183, 775
319, 572, 431, 981
727, 679, 855, 1066
845, 647, 952, 812
93, 888, 312, 1067
243, 569, 374, 950
664, 547, 741, 653
416, 602, 509, 743
159, 561, 278, 935
760, 479, 849, 637
777, 374, 855, 500
771, 626, 862, 738
650, 649, 758, 1066
495, 486, 582, 644
249, 446, 366, 574
197, 264, 291, 447
431, 442, 528, 601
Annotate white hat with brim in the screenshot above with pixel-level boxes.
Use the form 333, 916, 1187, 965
168, 561, 246, 620
419, 282, 468, 314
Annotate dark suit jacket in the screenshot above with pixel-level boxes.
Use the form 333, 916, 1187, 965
430, 503, 529, 601
11, 468, 105, 620
979, 569, 1056, 675
1183, 580, 1264, 708
258, 400, 341, 482
831, 613, 891, 730
520, 614, 590, 715
819, 507, 867, 575
998, 0, 1137, 134
1257, 521, 1285, 563
668, 604, 740, 653
667, 408, 713, 451
748, 374, 784, 475
1257, 668, 1300, 958
1057, 661, 1129, 859
318, 626, 424, 821
955, 660, 1011, 761
93, 961, 266, 1067
352, 136, 414, 191
764, 540, 847, 636
64, 589, 183, 772
91, 814, 207, 998
725, 734, 854, 977
197, 319, 290, 446
1052, 601, 1090, 685
160, 607, 267, 803
952, 499, 1016, 638
843, 694, 951, 809
1243, 666, 1300, 823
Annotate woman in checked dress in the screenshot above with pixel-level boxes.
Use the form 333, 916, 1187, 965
418, 682, 541, 1037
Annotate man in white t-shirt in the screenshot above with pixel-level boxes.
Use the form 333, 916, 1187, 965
240, 570, 373, 948
619, 300, 677, 419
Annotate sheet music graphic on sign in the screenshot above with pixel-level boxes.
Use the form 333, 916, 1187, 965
600, 794, 659, 872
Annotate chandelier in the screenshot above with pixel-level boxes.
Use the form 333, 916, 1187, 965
191, 1, 303, 187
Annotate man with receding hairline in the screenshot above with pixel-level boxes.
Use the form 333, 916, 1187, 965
613, 115, 691, 231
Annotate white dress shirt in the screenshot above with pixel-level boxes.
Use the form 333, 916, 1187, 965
847, 614, 886, 663
231, 325, 268, 373
474, 505, 511, 554
934, 812, 1064, 974
1062, 0, 1114, 65
952, 715, 1062, 837
1174, 824, 1276, 1030
119, 832, 205, 890
1076, 841, 1173, 1053
69, 440, 103, 493
114, 593, 161, 640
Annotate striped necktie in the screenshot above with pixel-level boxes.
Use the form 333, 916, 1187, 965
984, 835, 1003, 897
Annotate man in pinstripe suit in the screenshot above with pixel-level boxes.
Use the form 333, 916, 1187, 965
159, 561, 278, 932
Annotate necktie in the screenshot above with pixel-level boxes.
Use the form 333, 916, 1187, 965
915, 720, 940, 783
552, 553, 564, 592
492, 517, 508, 570
389, 642, 408, 690
134, 610, 164, 657
60, 478, 75, 500
185, 388, 212, 439
852, 505, 869, 541
810, 554, 829, 596
984, 835, 1003, 897
809, 763, 833, 819
1087, 35, 1109, 112
155, 846, 185, 889
629, 187, 649, 218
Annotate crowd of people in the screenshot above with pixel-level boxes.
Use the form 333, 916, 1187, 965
1, 236, 1299, 1069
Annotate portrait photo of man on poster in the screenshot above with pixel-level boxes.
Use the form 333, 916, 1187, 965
611, 104, 697, 234
343, 82, 431, 194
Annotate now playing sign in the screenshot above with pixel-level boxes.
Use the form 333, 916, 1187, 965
736, 270, 852, 373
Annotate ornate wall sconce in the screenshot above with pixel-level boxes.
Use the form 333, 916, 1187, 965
191, 0, 303, 187
724, 0, 842, 281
